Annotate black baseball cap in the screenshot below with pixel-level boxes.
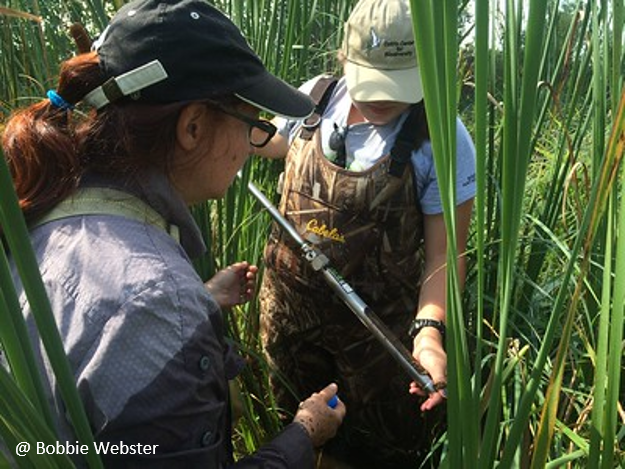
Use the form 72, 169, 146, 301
82, 0, 314, 119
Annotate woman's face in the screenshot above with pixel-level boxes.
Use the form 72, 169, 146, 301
351, 100, 412, 126
170, 102, 258, 204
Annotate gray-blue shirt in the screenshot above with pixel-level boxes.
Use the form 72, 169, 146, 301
8, 171, 313, 468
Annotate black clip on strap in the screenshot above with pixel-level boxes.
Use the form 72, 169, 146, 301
300, 76, 338, 141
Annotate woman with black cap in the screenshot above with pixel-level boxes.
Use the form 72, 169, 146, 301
2, 0, 345, 467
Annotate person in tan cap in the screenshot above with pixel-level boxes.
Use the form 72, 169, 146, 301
254, 0, 475, 467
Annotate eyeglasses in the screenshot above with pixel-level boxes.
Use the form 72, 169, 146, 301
219, 108, 277, 148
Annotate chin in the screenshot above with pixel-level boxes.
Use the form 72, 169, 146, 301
367, 118, 390, 126
213, 184, 232, 199
188, 189, 221, 204
203, 190, 224, 201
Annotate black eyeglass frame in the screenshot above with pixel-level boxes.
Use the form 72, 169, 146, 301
218, 107, 277, 148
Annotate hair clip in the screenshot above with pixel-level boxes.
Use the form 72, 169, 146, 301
46, 90, 74, 111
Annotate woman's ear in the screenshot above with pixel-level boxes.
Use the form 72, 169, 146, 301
176, 103, 208, 151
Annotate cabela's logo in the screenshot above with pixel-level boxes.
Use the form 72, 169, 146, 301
305, 219, 346, 243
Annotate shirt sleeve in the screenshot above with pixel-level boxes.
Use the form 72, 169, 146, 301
231, 423, 314, 469
412, 117, 476, 215
79, 278, 237, 469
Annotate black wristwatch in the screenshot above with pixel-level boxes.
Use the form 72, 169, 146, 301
408, 318, 446, 341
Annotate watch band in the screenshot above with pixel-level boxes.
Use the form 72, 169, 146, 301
408, 318, 446, 340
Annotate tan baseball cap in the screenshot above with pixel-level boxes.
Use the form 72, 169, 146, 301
342, 0, 423, 104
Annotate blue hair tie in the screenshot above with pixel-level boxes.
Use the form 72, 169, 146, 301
46, 90, 74, 111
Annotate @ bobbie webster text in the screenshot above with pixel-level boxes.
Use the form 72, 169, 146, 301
15, 441, 158, 457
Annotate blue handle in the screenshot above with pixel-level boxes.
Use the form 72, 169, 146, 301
327, 395, 339, 409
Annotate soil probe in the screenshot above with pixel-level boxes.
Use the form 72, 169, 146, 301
244, 176, 437, 395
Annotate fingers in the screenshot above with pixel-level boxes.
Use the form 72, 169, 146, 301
408, 379, 447, 412
243, 264, 258, 299
317, 382, 338, 402
293, 383, 346, 448
408, 380, 447, 396
204, 261, 258, 309
310, 383, 344, 415
410, 332, 447, 410
301, 383, 344, 415
226, 261, 258, 304
320, 383, 346, 418
419, 390, 446, 411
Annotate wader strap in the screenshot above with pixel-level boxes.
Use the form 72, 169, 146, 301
32, 187, 180, 243
388, 104, 423, 178
299, 75, 339, 141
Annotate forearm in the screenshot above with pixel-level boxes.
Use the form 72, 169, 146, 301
416, 251, 466, 323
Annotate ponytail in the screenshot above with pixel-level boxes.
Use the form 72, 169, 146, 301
2, 52, 102, 223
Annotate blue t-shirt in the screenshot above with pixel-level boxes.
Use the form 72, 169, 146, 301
275, 76, 476, 214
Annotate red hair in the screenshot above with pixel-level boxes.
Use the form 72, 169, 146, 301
2, 52, 218, 224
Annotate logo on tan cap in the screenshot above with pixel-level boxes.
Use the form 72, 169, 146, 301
342, 0, 423, 103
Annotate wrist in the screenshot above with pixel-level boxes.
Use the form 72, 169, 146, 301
292, 418, 312, 439
292, 408, 314, 439
408, 318, 446, 342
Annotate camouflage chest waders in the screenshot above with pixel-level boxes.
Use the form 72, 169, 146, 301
259, 107, 443, 467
